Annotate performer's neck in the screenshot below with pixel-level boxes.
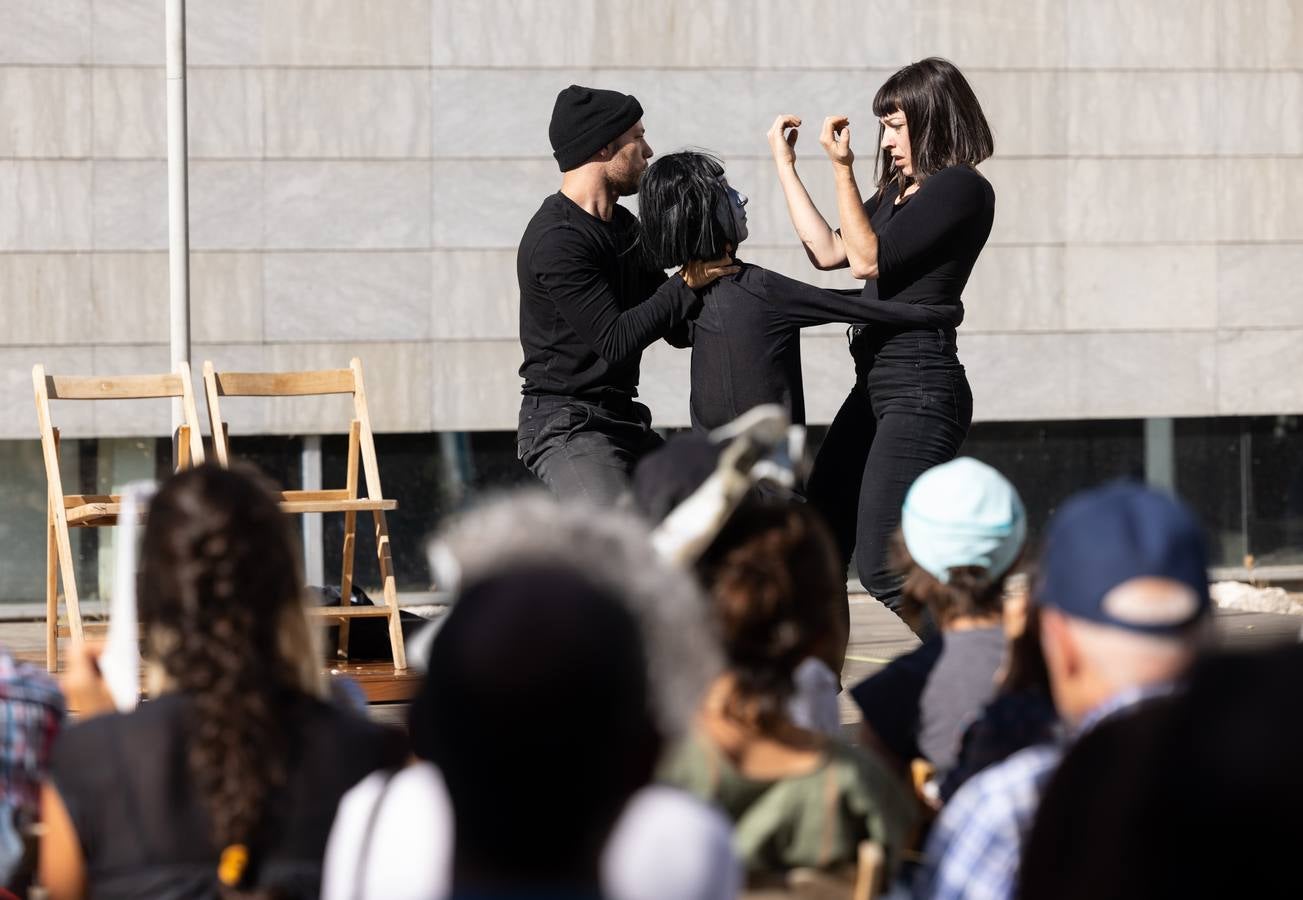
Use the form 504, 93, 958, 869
560, 171, 620, 222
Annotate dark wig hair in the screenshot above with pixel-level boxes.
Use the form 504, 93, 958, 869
695, 500, 844, 732
871, 57, 993, 196
138, 463, 318, 894
637, 150, 735, 269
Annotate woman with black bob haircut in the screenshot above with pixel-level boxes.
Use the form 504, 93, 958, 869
638, 150, 885, 434
41, 464, 406, 899
767, 57, 996, 628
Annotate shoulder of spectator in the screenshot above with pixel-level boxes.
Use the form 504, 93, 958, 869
936, 741, 1061, 837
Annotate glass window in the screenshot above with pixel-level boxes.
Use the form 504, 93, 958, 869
321, 432, 444, 593
0, 438, 89, 606
1173, 417, 1245, 569
958, 419, 1146, 544
1246, 415, 1303, 568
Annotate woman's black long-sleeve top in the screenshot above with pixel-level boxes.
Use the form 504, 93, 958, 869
849, 165, 995, 362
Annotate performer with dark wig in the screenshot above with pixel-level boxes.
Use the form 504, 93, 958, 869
637, 150, 928, 434
516, 85, 736, 505
766, 58, 995, 627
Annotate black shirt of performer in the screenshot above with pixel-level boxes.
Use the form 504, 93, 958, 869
851, 164, 993, 343
516, 192, 700, 504
517, 192, 697, 401
516, 84, 724, 505
685, 263, 954, 432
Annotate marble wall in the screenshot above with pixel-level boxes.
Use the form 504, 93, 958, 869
1, 0, 1301, 438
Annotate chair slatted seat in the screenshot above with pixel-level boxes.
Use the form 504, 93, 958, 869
32, 362, 206, 671
202, 358, 407, 670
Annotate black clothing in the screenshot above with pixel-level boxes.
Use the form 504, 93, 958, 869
809, 329, 973, 611
808, 165, 993, 614
684, 263, 873, 431
853, 164, 994, 334
517, 192, 698, 402
941, 687, 1058, 802
850, 637, 944, 764
516, 394, 663, 505
517, 192, 698, 501
50, 690, 406, 900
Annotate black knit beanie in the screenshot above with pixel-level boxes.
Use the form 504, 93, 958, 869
549, 84, 644, 172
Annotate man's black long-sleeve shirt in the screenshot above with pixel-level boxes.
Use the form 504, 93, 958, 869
517, 192, 698, 400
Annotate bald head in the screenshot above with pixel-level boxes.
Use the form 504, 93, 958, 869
1041, 577, 1208, 724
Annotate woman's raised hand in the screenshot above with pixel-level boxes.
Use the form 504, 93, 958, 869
819, 115, 854, 167
767, 114, 801, 167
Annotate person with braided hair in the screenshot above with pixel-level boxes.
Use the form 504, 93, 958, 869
40, 464, 406, 899
658, 498, 917, 883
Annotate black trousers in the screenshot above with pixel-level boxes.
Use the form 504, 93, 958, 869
517, 394, 664, 505
807, 328, 973, 614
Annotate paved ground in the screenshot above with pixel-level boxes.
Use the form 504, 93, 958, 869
4, 593, 1298, 729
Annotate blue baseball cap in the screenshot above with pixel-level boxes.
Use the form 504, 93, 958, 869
901, 457, 1026, 584
1037, 481, 1211, 635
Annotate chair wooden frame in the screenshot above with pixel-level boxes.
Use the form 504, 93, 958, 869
201, 357, 407, 670
33, 362, 206, 672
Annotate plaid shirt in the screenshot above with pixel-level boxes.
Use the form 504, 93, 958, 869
0, 647, 64, 819
914, 686, 1170, 900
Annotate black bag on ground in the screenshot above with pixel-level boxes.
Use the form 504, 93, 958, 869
309, 585, 428, 662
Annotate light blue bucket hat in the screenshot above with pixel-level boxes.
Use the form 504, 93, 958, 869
901, 457, 1026, 583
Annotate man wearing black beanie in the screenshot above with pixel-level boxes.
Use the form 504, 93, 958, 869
517, 85, 738, 504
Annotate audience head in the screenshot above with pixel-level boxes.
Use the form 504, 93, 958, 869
696, 499, 845, 729
1021, 645, 1303, 900
898, 456, 1026, 627
630, 432, 725, 526
1034, 482, 1212, 723
137, 463, 320, 878
428, 491, 720, 740
637, 150, 748, 268
413, 564, 659, 889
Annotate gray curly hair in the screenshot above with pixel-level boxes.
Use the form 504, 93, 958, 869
426, 489, 721, 739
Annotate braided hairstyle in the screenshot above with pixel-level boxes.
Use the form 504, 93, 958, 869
137, 464, 320, 893
696, 500, 843, 731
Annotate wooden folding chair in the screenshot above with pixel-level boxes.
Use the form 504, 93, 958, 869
201, 358, 407, 670
32, 362, 206, 672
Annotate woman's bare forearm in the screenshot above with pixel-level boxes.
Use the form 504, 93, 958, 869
776, 162, 848, 270
833, 164, 879, 279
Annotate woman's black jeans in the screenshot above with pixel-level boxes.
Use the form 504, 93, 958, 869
807, 327, 973, 617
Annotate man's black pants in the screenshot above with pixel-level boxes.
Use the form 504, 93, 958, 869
517, 394, 664, 505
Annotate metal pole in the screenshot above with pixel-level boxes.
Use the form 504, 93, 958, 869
166, 0, 190, 435
301, 436, 325, 587
1143, 417, 1176, 494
